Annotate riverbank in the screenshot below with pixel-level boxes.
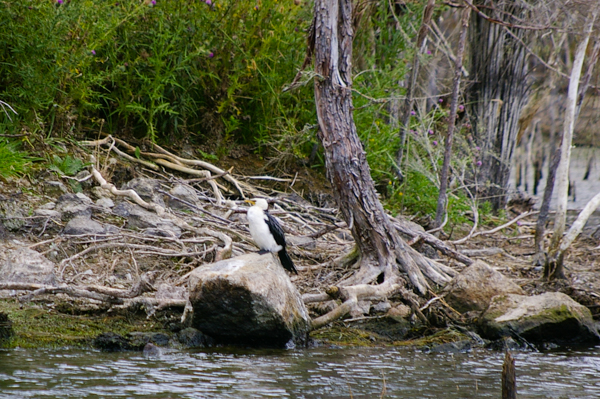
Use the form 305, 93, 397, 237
1, 141, 600, 351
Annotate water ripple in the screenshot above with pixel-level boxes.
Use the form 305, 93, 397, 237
1, 346, 600, 398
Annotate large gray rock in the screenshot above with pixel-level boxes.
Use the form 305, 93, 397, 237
0, 248, 56, 285
479, 292, 600, 344
188, 253, 310, 347
112, 202, 181, 238
443, 260, 524, 313
55, 193, 93, 219
62, 216, 116, 235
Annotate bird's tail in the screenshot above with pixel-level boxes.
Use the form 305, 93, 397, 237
278, 249, 298, 274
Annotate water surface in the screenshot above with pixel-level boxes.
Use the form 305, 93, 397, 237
1, 345, 599, 398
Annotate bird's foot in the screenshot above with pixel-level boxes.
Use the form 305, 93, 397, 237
257, 249, 270, 255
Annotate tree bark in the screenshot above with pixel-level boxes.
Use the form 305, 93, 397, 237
434, 6, 470, 228
546, 7, 598, 279
467, 0, 531, 210
533, 31, 567, 267
313, 0, 451, 295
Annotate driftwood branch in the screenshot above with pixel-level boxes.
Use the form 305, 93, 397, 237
394, 221, 474, 266
1, 272, 157, 304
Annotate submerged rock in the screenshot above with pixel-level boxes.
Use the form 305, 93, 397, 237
177, 327, 214, 348
479, 292, 600, 344
443, 260, 524, 313
143, 342, 161, 357
93, 332, 133, 352
188, 253, 310, 347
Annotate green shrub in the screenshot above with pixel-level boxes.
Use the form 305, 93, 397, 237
0, 0, 312, 147
0, 140, 31, 178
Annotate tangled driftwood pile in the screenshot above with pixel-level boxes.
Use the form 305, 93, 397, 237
0, 135, 541, 331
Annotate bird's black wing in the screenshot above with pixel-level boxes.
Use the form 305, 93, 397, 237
266, 212, 298, 274
265, 212, 287, 249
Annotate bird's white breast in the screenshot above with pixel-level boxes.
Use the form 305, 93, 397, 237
247, 206, 282, 252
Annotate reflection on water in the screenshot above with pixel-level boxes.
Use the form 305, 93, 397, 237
1, 346, 600, 398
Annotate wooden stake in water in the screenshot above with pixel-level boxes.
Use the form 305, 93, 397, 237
502, 351, 517, 399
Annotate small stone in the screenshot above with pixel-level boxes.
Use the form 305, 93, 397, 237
55, 193, 93, 219
143, 342, 161, 357
0, 312, 13, 342
96, 197, 115, 209
372, 301, 392, 314
62, 217, 106, 235
123, 178, 165, 207
43, 181, 68, 196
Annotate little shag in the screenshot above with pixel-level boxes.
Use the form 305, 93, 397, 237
246, 198, 298, 274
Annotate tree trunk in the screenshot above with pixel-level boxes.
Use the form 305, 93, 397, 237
467, 1, 531, 210
546, 7, 599, 279
434, 6, 470, 228
312, 0, 451, 295
395, 0, 436, 180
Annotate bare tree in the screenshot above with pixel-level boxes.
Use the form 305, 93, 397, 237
395, 0, 436, 180
545, 5, 599, 279
310, 0, 453, 305
434, 5, 470, 228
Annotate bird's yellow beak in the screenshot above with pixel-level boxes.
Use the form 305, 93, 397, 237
245, 199, 256, 206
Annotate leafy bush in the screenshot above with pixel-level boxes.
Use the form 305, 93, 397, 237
0, 0, 313, 149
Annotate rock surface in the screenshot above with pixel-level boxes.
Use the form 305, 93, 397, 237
479, 292, 600, 344
62, 216, 107, 235
188, 253, 310, 347
55, 193, 93, 219
112, 201, 181, 237
0, 248, 56, 285
168, 184, 199, 210
443, 260, 524, 313
123, 178, 165, 207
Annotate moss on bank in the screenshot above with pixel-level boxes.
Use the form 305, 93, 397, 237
0, 299, 168, 349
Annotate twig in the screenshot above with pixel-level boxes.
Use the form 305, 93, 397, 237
451, 211, 538, 243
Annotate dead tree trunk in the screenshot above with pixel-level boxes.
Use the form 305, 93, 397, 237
467, 1, 531, 210
395, 0, 436, 180
312, 0, 451, 295
546, 7, 599, 279
434, 6, 470, 228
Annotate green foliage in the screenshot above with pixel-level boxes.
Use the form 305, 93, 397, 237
48, 154, 85, 177
0, 0, 312, 147
0, 0, 484, 227
0, 139, 31, 178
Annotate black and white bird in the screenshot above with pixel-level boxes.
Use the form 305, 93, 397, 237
245, 198, 298, 274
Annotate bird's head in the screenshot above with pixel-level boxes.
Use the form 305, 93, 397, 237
245, 198, 269, 210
